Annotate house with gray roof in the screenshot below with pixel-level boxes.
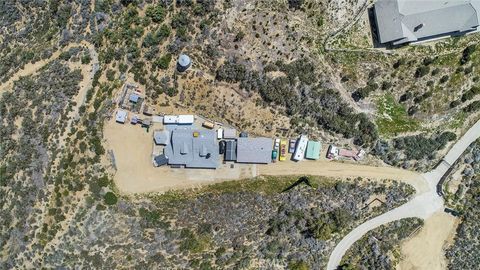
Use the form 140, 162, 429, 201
236, 137, 273, 164
374, 0, 480, 45
164, 128, 219, 169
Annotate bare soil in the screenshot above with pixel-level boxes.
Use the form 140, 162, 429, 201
398, 211, 459, 270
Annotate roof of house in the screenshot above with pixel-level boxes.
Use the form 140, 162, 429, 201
154, 130, 170, 145
115, 110, 127, 123
129, 93, 140, 103
224, 140, 237, 161
306, 141, 321, 160
223, 128, 237, 139
164, 128, 219, 169
236, 137, 273, 163
375, 0, 480, 45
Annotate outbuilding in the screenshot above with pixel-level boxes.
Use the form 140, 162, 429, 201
305, 141, 321, 160
115, 110, 128, 124
154, 154, 169, 167
129, 93, 140, 103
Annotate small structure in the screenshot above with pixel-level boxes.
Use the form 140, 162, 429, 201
236, 137, 273, 164
129, 93, 140, 103
202, 121, 215, 129
217, 128, 223, 140
153, 154, 169, 167
177, 54, 191, 72
130, 115, 138, 125
293, 135, 308, 161
143, 105, 153, 116
163, 115, 195, 125
239, 132, 248, 138
224, 140, 237, 161
223, 128, 237, 139
305, 141, 321, 160
142, 119, 151, 128
154, 130, 170, 145
115, 110, 128, 124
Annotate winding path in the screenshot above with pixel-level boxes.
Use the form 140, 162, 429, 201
327, 119, 480, 269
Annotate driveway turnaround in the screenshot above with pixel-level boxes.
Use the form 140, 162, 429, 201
327, 119, 480, 270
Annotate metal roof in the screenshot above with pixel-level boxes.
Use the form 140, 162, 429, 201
129, 93, 140, 103
374, 0, 480, 45
164, 128, 219, 169
236, 137, 273, 163
115, 110, 127, 123
224, 140, 237, 161
154, 130, 169, 145
306, 141, 321, 160
154, 154, 169, 167
223, 128, 237, 139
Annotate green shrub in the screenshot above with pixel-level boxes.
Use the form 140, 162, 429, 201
146, 4, 166, 23
104, 192, 118, 205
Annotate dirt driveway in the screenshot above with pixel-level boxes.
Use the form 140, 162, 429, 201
103, 118, 256, 194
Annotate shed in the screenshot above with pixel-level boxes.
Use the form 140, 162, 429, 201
129, 93, 140, 103
115, 110, 128, 124
224, 140, 237, 161
305, 141, 321, 160
154, 154, 169, 167
142, 119, 151, 127
131, 115, 138, 124
223, 128, 237, 139
143, 105, 153, 116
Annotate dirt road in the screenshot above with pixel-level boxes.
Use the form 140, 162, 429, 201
259, 160, 427, 192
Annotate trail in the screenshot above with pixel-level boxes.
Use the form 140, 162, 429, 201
327, 118, 480, 270
0, 41, 92, 95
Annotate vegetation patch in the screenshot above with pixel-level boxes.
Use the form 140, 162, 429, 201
376, 94, 419, 137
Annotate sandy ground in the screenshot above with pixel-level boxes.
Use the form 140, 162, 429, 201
398, 211, 459, 270
103, 118, 256, 194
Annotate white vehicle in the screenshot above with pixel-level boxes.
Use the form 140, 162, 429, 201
293, 135, 308, 161
274, 138, 280, 150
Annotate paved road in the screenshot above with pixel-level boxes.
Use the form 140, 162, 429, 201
327, 119, 480, 270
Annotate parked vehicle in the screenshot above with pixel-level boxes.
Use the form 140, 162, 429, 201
274, 138, 280, 150
219, 140, 226, 154
271, 150, 278, 162
279, 140, 287, 161
288, 139, 296, 153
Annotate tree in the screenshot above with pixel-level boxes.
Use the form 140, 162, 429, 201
104, 192, 118, 205
146, 4, 166, 23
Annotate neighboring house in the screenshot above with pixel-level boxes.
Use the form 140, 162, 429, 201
374, 0, 480, 45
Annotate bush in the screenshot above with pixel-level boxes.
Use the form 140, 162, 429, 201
104, 192, 118, 205
415, 66, 430, 78
145, 4, 166, 23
